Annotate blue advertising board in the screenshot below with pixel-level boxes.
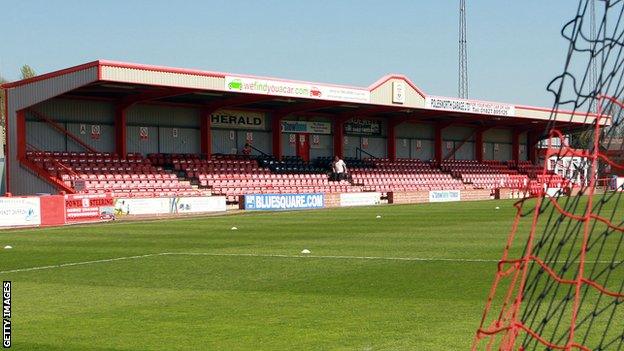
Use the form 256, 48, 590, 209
244, 194, 325, 211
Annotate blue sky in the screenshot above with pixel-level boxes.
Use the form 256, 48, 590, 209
1, 0, 577, 107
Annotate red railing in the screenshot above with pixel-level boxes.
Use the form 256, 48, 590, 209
26, 108, 97, 153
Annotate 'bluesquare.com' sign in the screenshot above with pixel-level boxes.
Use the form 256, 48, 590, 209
244, 194, 324, 211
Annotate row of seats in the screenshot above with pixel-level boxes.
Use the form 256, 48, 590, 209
27, 151, 141, 159
26, 151, 204, 197
351, 158, 467, 192
461, 173, 529, 190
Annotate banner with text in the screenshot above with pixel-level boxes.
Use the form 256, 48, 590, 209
114, 196, 226, 216
65, 193, 115, 223
211, 109, 266, 130
243, 194, 324, 211
425, 96, 515, 117
281, 121, 331, 134
345, 119, 382, 135
171, 196, 227, 214
429, 190, 461, 202
340, 192, 381, 207
225, 76, 370, 103
0, 197, 41, 227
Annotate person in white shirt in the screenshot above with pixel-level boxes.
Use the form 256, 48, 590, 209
332, 156, 348, 181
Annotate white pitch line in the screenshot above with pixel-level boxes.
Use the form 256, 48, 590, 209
0, 252, 167, 274
162, 252, 621, 265
161, 252, 501, 263
0, 252, 620, 275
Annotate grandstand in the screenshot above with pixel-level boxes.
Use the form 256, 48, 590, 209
1, 60, 598, 207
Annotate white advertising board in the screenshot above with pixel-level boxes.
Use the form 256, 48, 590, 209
172, 196, 227, 214
0, 197, 41, 227
114, 198, 170, 215
425, 96, 515, 117
545, 188, 564, 197
225, 76, 370, 104
114, 196, 226, 216
340, 192, 381, 207
429, 190, 461, 202
616, 177, 624, 191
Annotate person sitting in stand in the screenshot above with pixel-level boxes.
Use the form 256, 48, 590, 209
241, 142, 252, 156
331, 156, 348, 181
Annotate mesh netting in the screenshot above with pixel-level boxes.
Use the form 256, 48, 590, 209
473, 1, 624, 350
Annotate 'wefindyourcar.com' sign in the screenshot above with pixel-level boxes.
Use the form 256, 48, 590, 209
225, 76, 370, 104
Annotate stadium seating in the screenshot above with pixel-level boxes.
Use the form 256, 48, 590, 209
350, 158, 468, 192
258, 156, 326, 174
164, 154, 362, 202
439, 160, 530, 190
25, 151, 207, 198
26, 149, 571, 200
508, 160, 568, 193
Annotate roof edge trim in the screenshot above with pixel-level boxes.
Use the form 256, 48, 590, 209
1, 60, 101, 89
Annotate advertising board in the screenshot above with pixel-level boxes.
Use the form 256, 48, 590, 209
114, 196, 226, 216
339, 192, 381, 207
0, 197, 41, 227
211, 109, 266, 130
243, 194, 324, 211
281, 121, 331, 134
65, 193, 115, 223
429, 190, 461, 202
225, 76, 370, 103
425, 96, 515, 117
171, 196, 227, 214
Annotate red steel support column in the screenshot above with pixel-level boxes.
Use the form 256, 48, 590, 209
16, 110, 26, 160
475, 128, 484, 162
512, 130, 521, 162
434, 123, 444, 163
387, 119, 399, 161
527, 131, 538, 163
333, 118, 346, 159
115, 107, 127, 157
272, 114, 283, 159
200, 108, 212, 158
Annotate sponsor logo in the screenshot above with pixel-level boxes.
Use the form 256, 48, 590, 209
228, 79, 243, 90
211, 110, 265, 130
244, 194, 324, 211
310, 87, 322, 97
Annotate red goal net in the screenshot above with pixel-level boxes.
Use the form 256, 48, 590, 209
473, 1, 624, 350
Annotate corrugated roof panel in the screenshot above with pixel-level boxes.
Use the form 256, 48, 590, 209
10, 67, 98, 110
101, 66, 225, 91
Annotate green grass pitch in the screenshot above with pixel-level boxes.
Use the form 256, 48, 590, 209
0, 197, 620, 350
